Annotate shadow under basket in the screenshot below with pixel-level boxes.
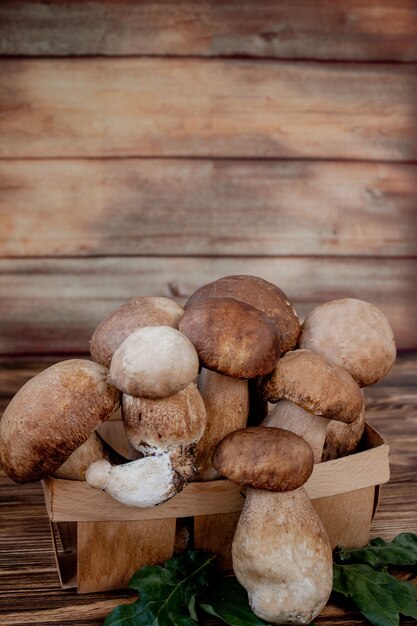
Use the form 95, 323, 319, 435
42, 423, 389, 594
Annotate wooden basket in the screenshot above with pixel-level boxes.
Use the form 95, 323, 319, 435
42, 423, 389, 594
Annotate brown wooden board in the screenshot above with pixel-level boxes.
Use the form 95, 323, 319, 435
1, 0, 417, 61
1, 159, 417, 257
1, 59, 416, 160
0, 353, 416, 623
0, 256, 415, 354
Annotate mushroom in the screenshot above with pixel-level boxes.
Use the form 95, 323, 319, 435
264, 399, 365, 463
179, 297, 280, 378
262, 349, 363, 463
122, 382, 207, 483
213, 427, 332, 624
90, 296, 184, 367
299, 298, 396, 386
195, 368, 249, 480
109, 326, 199, 398
185, 274, 300, 353
86, 382, 207, 507
0, 360, 120, 483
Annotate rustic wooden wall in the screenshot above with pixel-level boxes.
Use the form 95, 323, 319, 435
0, 0, 416, 355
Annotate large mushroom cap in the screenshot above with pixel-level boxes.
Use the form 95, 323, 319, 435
212, 427, 314, 491
0, 359, 120, 483
185, 275, 300, 353
262, 349, 363, 424
91, 296, 184, 367
179, 297, 280, 378
110, 326, 199, 398
299, 298, 396, 386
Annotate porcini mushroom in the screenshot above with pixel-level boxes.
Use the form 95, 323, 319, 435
299, 298, 396, 386
91, 296, 184, 367
109, 326, 199, 398
185, 275, 300, 353
179, 297, 280, 378
262, 349, 363, 463
213, 427, 332, 624
195, 368, 249, 480
0, 360, 120, 483
122, 382, 207, 483
86, 382, 207, 507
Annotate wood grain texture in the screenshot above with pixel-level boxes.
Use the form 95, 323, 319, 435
0, 353, 416, 623
77, 519, 176, 593
1, 159, 417, 257
1, 59, 416, 160
0, 256, 415, 354
1, 0, 417, 61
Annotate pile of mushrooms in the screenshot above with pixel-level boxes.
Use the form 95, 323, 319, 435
0, 277, 396, 624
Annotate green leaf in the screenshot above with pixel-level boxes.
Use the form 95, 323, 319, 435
104, 551, 216, 626
335, 533, 417, 569
199, 577, 272, 626
333, 563, 417, 626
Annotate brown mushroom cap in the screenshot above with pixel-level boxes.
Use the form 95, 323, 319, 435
185, 275, 300, 353
212, 427, 314, 491
262, 349, 362, 424
179, 297, 280, 378
299, 298, 396, 386
91, 296, 184, 367
0, 360, 120, 483
110, 326, 199, 398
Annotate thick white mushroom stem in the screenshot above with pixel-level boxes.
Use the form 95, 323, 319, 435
263, 401, 330, 464
232, 487, 333, 624
86, 452, 181, 508
196, 369, 249, 480
52, 432, 126, 481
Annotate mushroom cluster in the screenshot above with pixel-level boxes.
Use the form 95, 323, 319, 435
0, 276, 396, 624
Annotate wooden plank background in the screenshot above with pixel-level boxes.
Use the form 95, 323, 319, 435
0, 0, 416, 356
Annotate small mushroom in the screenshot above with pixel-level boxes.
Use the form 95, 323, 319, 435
262, 349, 363, 463
213, 427, 332, 624
109, 326, 199, 398
299, 298, 396, 386
122, 382, 207, 483
185, 275, 300, 353
0, 360, 120, 483
195, 368, 249, 480
179, 297, 280, 378
90, 296, 184, 367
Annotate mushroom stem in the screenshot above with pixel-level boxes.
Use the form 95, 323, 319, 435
196, 369, 249, 480
86, 452, 181, 508
232, 487, 332, 624
263, 401, 328, 464
52, 431, 126, 481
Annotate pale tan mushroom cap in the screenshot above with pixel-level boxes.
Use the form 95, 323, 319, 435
91, 296, 184, 367
110, 326, 199, 398
262, 349, 362, 424
0, 360, 120, 483
185, 275, 300, 353
122, 382, 207, 451
299, 298, 396, 386
179, 297, 280, 378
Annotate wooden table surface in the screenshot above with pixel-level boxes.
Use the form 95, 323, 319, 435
0, 354, 416, 626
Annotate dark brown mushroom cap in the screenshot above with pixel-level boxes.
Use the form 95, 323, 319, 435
262, 349, 362, 424
90, 296, 184, 367
184, 275, 300, 353
212, 427, 314, 491
179, 297, 280, 378
0, 360, 120, 483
